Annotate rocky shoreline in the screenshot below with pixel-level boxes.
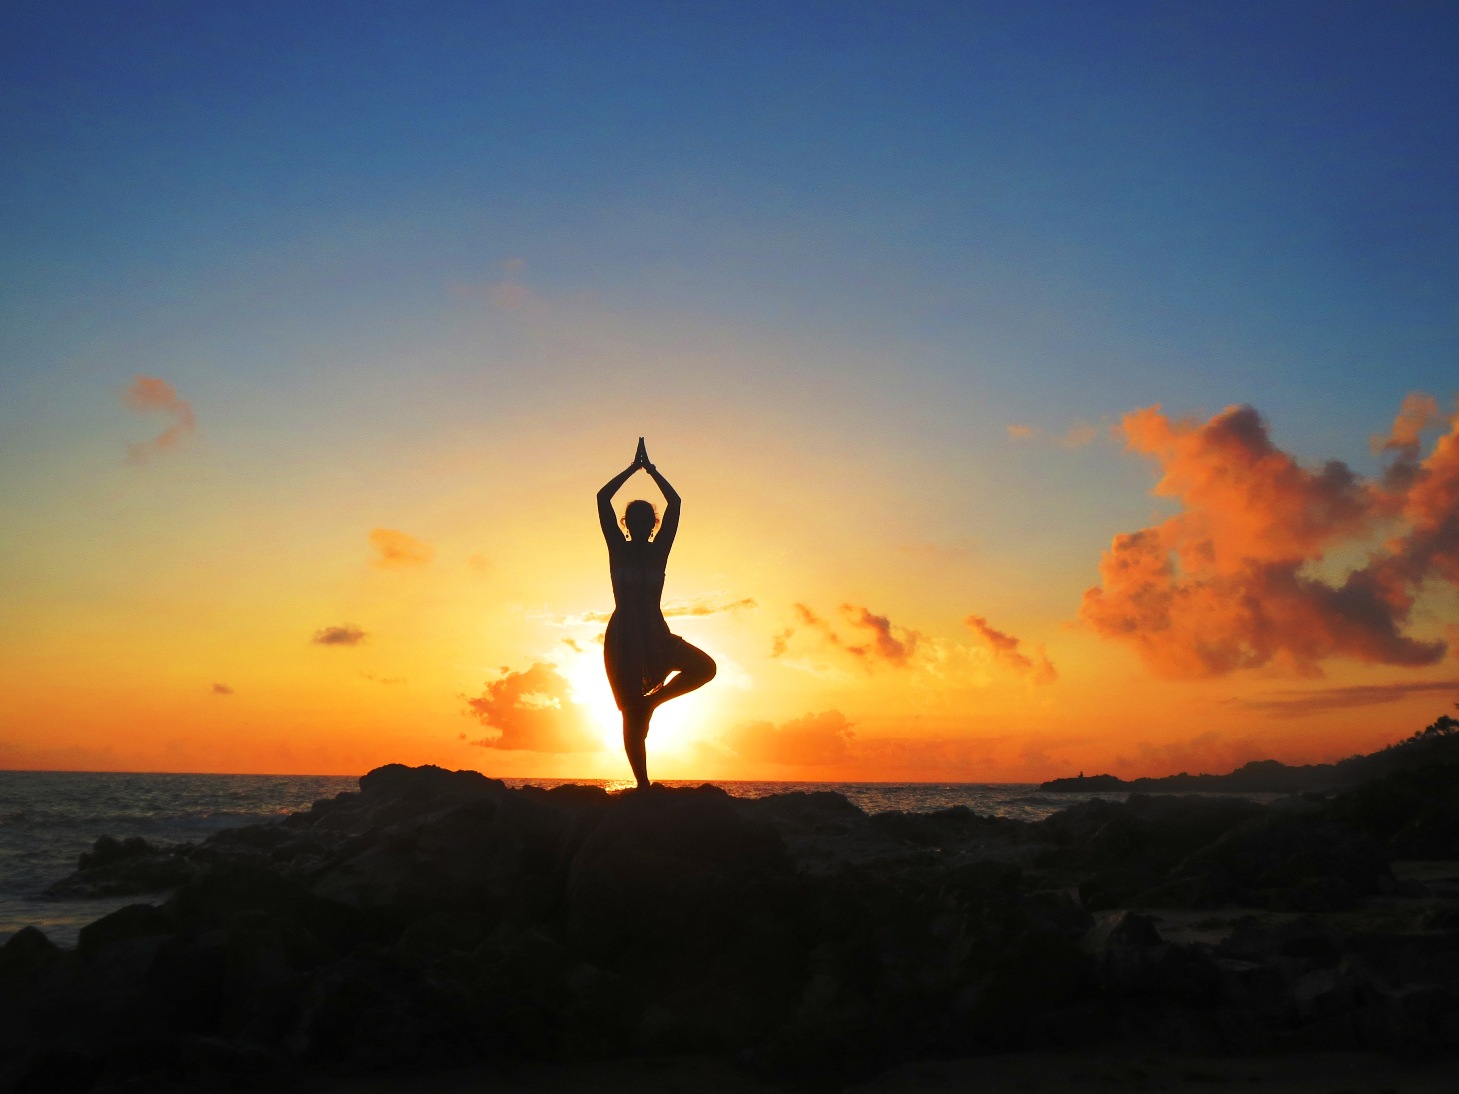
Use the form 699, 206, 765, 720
3, 752, 1458, 1092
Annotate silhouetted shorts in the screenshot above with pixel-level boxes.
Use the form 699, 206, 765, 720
603, 617, 706, 710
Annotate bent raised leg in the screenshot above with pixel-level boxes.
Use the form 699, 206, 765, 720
647, 640, 716, 708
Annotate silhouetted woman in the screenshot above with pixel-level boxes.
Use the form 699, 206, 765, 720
597, 441, 716, 789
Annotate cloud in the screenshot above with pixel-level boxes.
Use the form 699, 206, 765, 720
1371, 392, 1441, 457
964, 615, 1058, 684
312, 624, 367, 646
121, 375, 196, 461
721, 710, 855, 767
1006, 421, 1105, 448
552, 594, 757, 626
773, 603, 922, 669
1231, 679, 1459, 718
449, 259, 546, 315
360, 671, 406, 686
1081, 396, 1459, 678
1058, 422, 1101, 449
668, 595, 757, 618
210, 683, 234, 695
368, 528, 433, 569
464, 662, 602, 753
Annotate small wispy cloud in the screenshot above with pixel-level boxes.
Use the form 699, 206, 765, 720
1057, 422, 1101, 449
360, 671, 406, 685
1230, 679, 1459, 718
210, 682, 234, 695
964, 615, 1058, 684
369, 528, 433, 569
122, 375, 196, 462
1006, 421, 1105, 448
312, 624, 367, 646
773, 602, 921, 670
548, 594, 757, 627
449, 258, 546, 315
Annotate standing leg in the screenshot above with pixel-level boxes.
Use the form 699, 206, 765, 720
622, 700, 652, 790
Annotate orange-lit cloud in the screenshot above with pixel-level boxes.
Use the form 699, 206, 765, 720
721, 710, 855, 767
121, 375, 196, 461
465, 662, 601, 753
964, 615, 1057, 684
1371, 392, 1440, 456
1081, 397, 1459, 678
368, 528, 434, 568
555, 595, 756, 626
774, 603, 922, 669
312, 624, 367, 646
210, 682, 234, 695
1232, 679, 1459, 718
1007, 424, 1036, 440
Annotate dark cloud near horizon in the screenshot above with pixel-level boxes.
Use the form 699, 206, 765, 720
465, 662, 602, 753
1232, 679, 1459, 718
312, 624, 367, 646
210, 683, 234, 695
721, 710, 855, 767
1081, 396, 1459, 678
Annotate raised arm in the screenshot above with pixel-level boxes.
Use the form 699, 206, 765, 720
643, 462, 681, 554
597, 463, 638, 547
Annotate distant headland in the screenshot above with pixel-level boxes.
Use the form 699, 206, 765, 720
1042, 710, 1459, 793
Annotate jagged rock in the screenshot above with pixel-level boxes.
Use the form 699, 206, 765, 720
11, 760, 1459, 1091
0, 925, 60, 981
1174, 814, 1393, 909
1083, 909, 1163, 954
76, 902, 173, 958
44, 837, 198, 899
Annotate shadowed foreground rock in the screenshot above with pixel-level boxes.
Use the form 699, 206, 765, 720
3, 760, 1459, 1092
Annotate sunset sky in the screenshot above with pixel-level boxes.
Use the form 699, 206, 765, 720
2, 2, 1457, 781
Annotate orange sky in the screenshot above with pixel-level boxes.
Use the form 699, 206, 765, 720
2, 349, 1455, 781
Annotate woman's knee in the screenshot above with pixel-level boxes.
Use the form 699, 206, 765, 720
691, 648, 716, 683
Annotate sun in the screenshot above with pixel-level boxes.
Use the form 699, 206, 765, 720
559, 643, 712, 758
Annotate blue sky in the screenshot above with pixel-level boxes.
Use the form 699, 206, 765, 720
2, 2, 1457, 776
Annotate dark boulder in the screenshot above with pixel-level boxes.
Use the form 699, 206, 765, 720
0, 926, 60, 981
1174, 814, 1393, 909
44, 836, 198, 899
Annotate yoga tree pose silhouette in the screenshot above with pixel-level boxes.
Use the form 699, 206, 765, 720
597, 440, 716, 789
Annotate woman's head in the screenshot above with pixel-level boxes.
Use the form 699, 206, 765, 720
622, 499, 658, 540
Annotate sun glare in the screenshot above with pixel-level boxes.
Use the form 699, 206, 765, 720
561, 644, 716, 760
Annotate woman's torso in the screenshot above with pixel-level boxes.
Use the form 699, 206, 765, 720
607, 540, 668, 621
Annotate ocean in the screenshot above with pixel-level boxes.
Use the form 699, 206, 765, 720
0, 770, 1266, 947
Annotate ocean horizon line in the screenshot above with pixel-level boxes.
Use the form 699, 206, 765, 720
0, 767, 1041, 787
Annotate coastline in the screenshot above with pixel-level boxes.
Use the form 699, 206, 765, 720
3, 744, 1458, 1092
